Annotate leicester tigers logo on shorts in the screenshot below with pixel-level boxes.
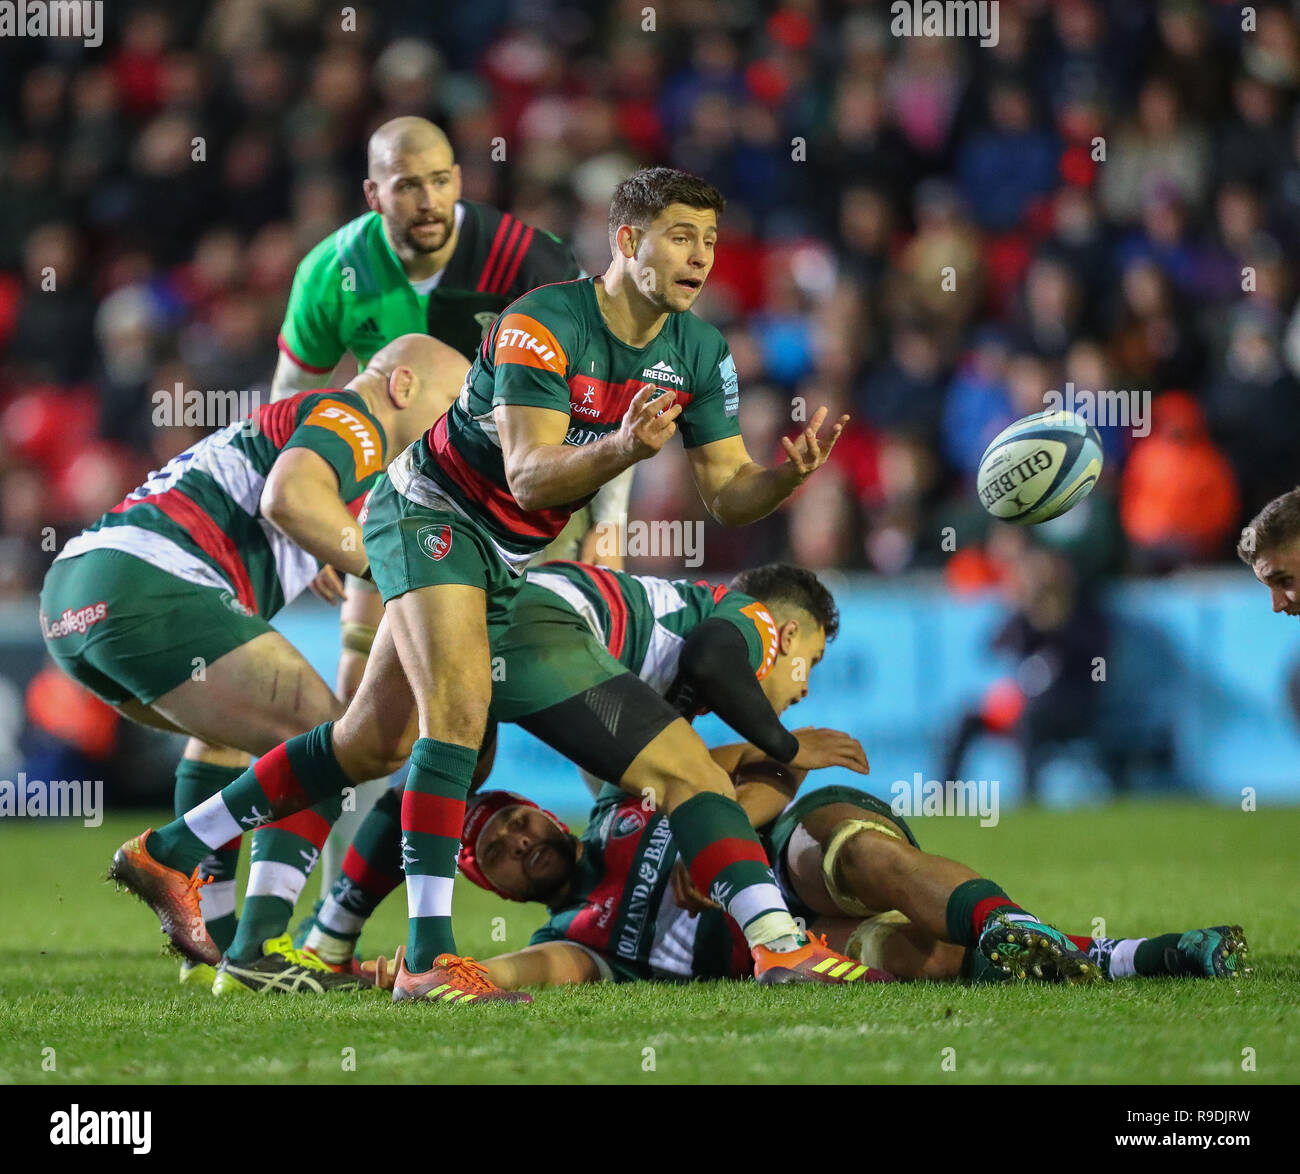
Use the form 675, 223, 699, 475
417, 523, 453, 561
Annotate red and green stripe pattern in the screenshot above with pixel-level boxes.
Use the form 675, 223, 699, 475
88, 392, 379, 618
400, 738, 479, 971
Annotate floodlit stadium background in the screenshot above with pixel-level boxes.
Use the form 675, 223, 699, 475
2, 0, 1299, 811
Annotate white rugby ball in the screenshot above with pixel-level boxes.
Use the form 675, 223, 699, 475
976, 409, 1103, 525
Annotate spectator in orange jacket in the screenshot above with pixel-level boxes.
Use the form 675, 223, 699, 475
1120, 390, 1240, 571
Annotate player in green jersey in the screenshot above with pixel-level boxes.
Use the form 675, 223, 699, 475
400, 767, 1246, 990
286, 561, 871, 985
201, 558, 863, 992
312, 563, 1225, 993
114, 167, 868, 1005
79, 335, 457, 985
273, 116, 627, 908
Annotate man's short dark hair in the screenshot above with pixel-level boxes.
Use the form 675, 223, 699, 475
608, 167, 725, 249
729, 564, 839, 641
1238, 488, 1300, 564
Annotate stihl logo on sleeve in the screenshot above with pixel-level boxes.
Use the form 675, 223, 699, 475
741, 601, 780, 679
305, 401, 383, 478
494, 314, 567, 374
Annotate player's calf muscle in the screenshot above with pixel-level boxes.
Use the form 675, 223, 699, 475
332, 721, 413, 783
421, 675, 492, 747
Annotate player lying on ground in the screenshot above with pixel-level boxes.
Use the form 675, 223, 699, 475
205, 562, 882, 994
111, 167, 874, 1005
71, 334, 463, 985
272, 115, 629, 902
287, 563, 1129, 994
366, 771, 1249, 991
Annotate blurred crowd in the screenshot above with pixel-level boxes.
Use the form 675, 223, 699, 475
4, 0, 1300, 600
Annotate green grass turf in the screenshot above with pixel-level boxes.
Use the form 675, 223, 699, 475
0, 802, 1296, 1085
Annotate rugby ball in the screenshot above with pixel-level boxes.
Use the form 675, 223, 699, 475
976, 410, 1103, 525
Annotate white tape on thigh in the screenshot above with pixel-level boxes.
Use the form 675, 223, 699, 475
821, 818, 904, 918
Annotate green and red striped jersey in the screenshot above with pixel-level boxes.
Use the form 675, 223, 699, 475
394, 277, 742, 568
519, 561, 779, 697
521, 566, 784, 980
530, 784, 751, 982
54, 391, 386, 618
277, 202, 582, 371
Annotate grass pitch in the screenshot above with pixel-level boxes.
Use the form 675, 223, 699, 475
0, 802, 1296, 1085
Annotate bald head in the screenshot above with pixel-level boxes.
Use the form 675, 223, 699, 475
364, 333, 448, 387
367, 117, 453, 181
364, 119, 461, 268
349, 333, 471, 452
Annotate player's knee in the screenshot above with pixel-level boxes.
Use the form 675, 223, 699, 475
840, 821, 912, 869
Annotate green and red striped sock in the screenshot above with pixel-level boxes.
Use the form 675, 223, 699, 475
305, 785, 404, 964
227, 795, 343, 962
401, 738, 477, 972
173, 759, 243, 954
668, 791, 799, 950
945, 877, 1033, 946
147, 723, 353, 874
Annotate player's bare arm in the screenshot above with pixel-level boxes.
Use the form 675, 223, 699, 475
366, 941, 602, 991
496, 386, 681, 511
336, 578, 384, 704
272, 350, 332, 401
260, 447, 372, 579
686, 406, 848, 526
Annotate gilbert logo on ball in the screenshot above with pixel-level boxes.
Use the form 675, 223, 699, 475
976, 410, 1103, 525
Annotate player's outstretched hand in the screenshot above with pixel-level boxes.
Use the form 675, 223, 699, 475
362, 945, 404, 991
781, 407, 848, 481
617, 385, 682, 462
309, 565, 346, 605
788, 727, 870, 774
